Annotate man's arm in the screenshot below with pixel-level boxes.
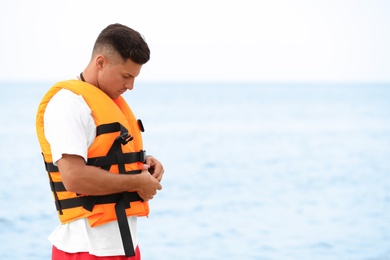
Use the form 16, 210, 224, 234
57, 154, 162, 201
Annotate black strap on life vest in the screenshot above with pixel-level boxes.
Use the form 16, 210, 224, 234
43, 122, 146, 257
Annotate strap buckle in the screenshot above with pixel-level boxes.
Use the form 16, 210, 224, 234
116, 132, 133, 145
140, 150, 146, 163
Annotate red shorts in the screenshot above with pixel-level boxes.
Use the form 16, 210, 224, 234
52, 246, 141, 260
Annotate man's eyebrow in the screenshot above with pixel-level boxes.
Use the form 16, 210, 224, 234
124, 72, 135, 77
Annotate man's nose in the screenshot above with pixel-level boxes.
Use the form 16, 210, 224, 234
125, 80, 134, 90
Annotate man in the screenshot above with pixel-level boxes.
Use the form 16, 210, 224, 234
36, 23, 164, 260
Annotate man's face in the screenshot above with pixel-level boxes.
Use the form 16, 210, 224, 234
97, 57, 143, 99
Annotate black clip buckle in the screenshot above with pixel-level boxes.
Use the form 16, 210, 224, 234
116, 132, 133, 145
140, 150, 146, 163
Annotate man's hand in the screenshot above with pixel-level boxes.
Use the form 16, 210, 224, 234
145, 156, 164, 182
136, 164, 162, 201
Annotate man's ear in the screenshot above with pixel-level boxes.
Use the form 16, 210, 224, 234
95, 55, 106, 69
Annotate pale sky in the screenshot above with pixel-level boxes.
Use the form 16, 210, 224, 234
1, 0, 389, 83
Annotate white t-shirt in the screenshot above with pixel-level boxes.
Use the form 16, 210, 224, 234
44, 88, 138, 256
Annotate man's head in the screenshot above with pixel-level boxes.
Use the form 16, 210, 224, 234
92, 23, 150, 65
86, 24, 150, 99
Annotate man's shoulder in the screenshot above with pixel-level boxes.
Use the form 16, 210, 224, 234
46, 88, 90, 115
50, 88, 88, 105
52, 88, 80, 99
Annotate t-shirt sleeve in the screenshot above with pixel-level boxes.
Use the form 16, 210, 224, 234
44, 89, 96, 165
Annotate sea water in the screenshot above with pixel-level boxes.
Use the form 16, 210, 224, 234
0, 82, 389, 260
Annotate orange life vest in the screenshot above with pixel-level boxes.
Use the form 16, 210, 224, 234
36, 79, 149, 256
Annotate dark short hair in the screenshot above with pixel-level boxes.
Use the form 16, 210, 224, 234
93, 23, 150, 64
